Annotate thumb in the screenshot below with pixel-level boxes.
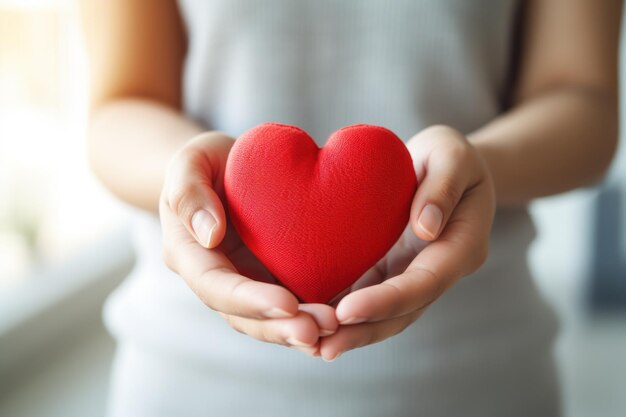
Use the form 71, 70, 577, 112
409, 148, 470, 242
164, 133, 234, 248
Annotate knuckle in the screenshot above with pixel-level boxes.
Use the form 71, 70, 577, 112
414, 267, 444, 303
446, 141, 471, 163
407, 309, 422, 323
365, 329, 379, 348
187, 274, 214, 310
436, 176, 463, 205
168, 182, 197, 214
429, 276, 445, 303
177, 145, 204, 164
165, 148, 213, 216
170, 185, 209, 224
258, 323, 278, 344
380, 282, 404, 317
227, 279, 257, 317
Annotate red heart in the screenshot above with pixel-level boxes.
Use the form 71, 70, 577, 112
224, 123, 417, 304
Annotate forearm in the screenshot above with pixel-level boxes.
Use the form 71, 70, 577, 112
87, 98, 203, 212
469, 87, 619, 206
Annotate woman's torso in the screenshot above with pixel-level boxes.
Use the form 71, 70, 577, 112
104, 1, 560, 415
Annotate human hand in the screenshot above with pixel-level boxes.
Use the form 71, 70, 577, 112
319, 125, 496, 361
159, 132, 338, 356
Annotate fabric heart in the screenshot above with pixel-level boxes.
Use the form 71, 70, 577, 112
224, 123, 417, 304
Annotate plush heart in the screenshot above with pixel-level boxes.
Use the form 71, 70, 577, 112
224, 123, 417, 304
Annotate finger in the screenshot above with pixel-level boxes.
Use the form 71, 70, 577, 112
319, 310, 422, 362
335, 267, 441, 325
406, 126, 476, 241
336, 182, 494, 324
160, 199, 300, 319
219, 311, 320, 348
298, 304, 339, 336
165, 132, 233, 248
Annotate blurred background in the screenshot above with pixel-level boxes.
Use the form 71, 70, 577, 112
0, 1, 624, 416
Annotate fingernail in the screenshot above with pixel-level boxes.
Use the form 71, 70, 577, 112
191, 210, 217, 247
320, 329, 336, 337
264, 307, 293, 319
417, 204, 443, 239
323, 351, 342, 363
287, 337, 314, 348
339, 316, 366, 325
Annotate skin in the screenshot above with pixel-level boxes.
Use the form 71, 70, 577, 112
81, 0, 621, 361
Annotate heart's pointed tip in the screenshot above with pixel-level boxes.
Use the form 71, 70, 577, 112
292, 294, 326, 305
287, 287, 333, 306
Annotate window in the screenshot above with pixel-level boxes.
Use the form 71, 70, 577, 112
0, 1, 128, 304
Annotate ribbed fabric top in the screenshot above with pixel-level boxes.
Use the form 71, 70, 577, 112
103, 2, 561, 416
177, 0, 517, 141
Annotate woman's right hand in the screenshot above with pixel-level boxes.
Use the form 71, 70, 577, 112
159, 132, 338, 356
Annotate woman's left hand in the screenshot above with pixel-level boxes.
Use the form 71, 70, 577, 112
319, 125, 496, 361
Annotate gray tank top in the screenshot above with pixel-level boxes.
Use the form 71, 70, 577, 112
104, 1, 561, 415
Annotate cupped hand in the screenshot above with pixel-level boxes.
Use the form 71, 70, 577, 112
319, 125, 496, 361
159, 132, 338, 356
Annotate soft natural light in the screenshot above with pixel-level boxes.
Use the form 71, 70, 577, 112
0, 2, 127, 290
